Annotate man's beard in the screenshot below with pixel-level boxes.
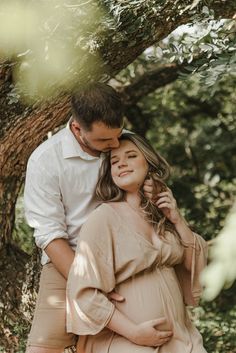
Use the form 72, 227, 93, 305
79, 135, 109, 153
80, 135, 98, 152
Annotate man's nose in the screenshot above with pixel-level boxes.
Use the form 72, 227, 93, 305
109, 139, 120, 149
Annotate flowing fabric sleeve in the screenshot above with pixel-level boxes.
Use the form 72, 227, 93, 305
175, 233, 208, 306
66, 205, 116, 335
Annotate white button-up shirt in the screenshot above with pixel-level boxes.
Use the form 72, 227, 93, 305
24, 125, 101, 265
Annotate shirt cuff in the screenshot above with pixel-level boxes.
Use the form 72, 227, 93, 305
34, 231, 69, 250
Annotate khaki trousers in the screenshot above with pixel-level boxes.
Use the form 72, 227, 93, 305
27, 263, 77, 349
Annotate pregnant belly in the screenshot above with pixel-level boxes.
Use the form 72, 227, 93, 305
115, 266, 186, 330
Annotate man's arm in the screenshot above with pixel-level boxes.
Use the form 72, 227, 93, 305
24, 158, 70, 270
45, 239, 75, 279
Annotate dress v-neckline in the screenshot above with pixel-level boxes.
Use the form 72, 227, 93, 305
103, 203, 161, 251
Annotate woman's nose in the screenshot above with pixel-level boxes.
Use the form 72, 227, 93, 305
118, 158, 127, 168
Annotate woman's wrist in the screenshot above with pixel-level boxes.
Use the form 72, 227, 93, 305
173, 214, 186, 227
174, 215, 195, 244
106, 308, 137, 342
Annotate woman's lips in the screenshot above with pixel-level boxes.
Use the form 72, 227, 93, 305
119, 170, 132, 177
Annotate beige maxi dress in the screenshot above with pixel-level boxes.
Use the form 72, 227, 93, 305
67, 203, 208, 353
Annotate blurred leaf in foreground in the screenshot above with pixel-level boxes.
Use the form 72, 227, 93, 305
0, 0, 104, 101
201, 201, 236, 300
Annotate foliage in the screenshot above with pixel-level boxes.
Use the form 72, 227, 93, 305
116, 17, 236, 96
125, 75, 236, 239
13, 191, 34, 254
193, 284, 236, 353
176, 20, 236, 95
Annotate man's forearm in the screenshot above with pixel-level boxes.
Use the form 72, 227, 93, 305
45, 238, 75, 279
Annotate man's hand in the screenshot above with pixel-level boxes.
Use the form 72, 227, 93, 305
131, 318, 173, 347
108, 291, 125, 302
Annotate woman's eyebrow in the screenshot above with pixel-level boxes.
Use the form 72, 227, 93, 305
111, 149, 137, 159
111, 155, 118, 160
126, 149, 137, 153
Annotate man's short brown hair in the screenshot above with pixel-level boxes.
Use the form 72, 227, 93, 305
71, 83, 123, 130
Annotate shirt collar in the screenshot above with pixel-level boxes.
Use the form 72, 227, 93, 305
61, 120, 100, 161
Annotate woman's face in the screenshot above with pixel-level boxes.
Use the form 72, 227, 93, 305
110, 140, 149, 193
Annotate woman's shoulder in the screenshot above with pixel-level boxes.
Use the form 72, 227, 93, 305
96, 201, 125, 214
86, 202, 122, 225
79, 203, 120, 242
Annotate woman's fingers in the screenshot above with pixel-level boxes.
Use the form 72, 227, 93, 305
155, 331, 173, 346
157, 191, 174, 200
156, 197, 175, 207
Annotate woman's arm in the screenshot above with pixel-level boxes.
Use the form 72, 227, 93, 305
172, 216, 194, 271
107, 309, 173, 347
156, 187, 208, 306
155, 188, 194, 271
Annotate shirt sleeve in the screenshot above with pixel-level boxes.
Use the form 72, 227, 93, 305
66, 205, 116, 335
175, 233, 208, 306
24, 157, 68, 250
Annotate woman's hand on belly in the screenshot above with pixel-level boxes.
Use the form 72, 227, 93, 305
107, 308, 173, 348
131, 317, 173, 347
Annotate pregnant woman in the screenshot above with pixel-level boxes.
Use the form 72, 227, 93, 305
66, 133, 208, 352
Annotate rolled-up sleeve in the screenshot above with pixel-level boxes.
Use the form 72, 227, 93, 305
175, 233, 208, 306
24, 158, 68, 250
66, 206, 116, 335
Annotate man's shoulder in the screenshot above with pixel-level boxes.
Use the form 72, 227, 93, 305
29, 128, 66, 163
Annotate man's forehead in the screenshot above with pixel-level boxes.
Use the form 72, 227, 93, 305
91, 123, 123, 137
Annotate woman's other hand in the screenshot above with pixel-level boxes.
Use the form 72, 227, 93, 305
131, 318, 173, 347
155, 188, 183, 225
143, 178, 154, 200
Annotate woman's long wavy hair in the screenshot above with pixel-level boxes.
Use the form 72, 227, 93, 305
96, 133, 178, 239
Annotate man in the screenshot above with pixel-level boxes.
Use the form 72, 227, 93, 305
24, 83, 171, 353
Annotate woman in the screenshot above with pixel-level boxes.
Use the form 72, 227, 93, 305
66, 133, 208, 352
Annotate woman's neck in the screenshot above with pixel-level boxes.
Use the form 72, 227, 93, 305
125, 192, 141, 210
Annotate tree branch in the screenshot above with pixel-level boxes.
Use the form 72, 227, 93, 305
120, 55, 209, 105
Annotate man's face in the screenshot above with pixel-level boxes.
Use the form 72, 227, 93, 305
71, 120, 123, 156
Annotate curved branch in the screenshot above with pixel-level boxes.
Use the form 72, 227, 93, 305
120, 55, 207, 105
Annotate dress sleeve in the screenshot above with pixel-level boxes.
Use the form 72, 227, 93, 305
175, 233, 208, 306
66, 205, 116, 335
